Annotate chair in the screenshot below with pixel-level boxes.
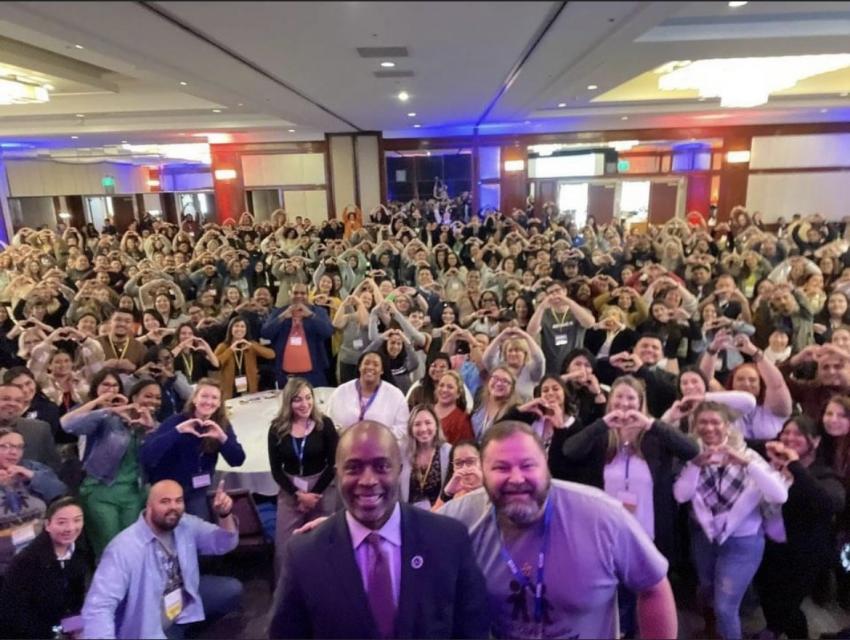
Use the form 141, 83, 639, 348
208, 488, 276, 587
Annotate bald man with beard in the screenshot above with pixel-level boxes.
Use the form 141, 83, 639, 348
81, 480, 242, 639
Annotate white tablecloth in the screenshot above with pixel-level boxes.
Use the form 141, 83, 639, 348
216, 387, 337, 496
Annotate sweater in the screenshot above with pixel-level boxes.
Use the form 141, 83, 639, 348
139, 412, 246, 491
214, 341, 276, 400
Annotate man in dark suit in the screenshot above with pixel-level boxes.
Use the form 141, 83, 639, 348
268, 421, 489, 639
0, 383, 60, 471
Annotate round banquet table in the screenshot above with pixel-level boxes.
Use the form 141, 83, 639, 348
215, 387, 337, 496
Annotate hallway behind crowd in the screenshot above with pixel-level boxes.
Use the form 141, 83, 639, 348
3, 199, 850, 640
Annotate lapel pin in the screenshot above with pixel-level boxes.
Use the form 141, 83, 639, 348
411, 555, 424, 569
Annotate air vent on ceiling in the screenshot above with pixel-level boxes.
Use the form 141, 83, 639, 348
356, 46, 409, 58
373, 70, 414, 78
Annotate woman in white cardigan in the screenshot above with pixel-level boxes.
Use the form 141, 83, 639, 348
674, 401, 788, 640
398, 405, 451, 509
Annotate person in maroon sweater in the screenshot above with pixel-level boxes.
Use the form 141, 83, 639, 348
780, 343, 850, 419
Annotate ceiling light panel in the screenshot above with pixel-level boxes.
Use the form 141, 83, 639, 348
356, 47, 409, 58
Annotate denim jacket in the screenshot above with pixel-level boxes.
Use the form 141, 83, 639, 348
62, 410, 143, 485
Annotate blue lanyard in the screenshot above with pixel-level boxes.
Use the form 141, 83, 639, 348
355, 380, 381, 420
292, 435, 307, 476
491, 497, 553, 625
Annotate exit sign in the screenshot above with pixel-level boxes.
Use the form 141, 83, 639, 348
102, 175, 115, 194
617, 160, 630, 172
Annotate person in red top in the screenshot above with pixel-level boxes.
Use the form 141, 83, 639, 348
433, 370, 473, 445
261, 284, 335, 388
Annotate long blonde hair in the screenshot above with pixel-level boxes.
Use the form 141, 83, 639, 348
406, 404, 446, 460
474, 367, 520, 419
270, 377, 325, 441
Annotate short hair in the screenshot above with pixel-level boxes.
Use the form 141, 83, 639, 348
480, 420, 545, 458
46, 496, 83, 520
336, 420, 401, 468
2, 366, 34, 384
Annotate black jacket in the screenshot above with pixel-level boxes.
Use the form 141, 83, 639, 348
0, 531, 89, 639
560, 418, 699, 561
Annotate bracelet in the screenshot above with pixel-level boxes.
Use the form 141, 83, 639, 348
706, 347, 719, 356
218, 510, 233, 519
751, 349, 764, 362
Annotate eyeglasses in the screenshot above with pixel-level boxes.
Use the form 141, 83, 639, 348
453, 457, 479, 469
490, 376, 513, 386
0, 443, 24, 451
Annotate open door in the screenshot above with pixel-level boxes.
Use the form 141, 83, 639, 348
587, 184, 616, 225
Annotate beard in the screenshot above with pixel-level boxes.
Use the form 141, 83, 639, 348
489, 476, 550, 527
152, 509, 183, 531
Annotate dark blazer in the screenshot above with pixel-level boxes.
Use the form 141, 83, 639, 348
0, 531, 89, 639
14, 417, 61, 472
582, 328, 638, 360
560, 418, 699, 562
269, 504, 490, 639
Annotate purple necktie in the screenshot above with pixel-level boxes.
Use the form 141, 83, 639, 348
365, 532, 396, 639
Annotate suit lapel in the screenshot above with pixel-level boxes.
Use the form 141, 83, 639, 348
395, 505, 422, 638
324, 512, 378, 636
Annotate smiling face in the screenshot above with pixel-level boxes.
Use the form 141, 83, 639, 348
829, 293, 849, 319
337, 424, 401, 529
359, 353, 384, 386
132, 383, 162, 413
410, 409, 438, 447
436, 373, 461, 406
230, 320, 247, 341
143, 313, 162, 333
45, 504, 84, 549
694, 409, 728, 447
482, 431, 550, 527
823, 401, 850, 437
8, 375, 35, 406
290, 384, 314, 420
192, 384, 221, 420
679, 371, 706, 398
386, 334, 403, 358
50, 351, 73, 377
0, 431, 24, 466
732, 364, 761, 398
428, 358, 449, 383
608, 382, 642, 414
780, 421, 818, 458
538, 378, 565, 407
488, 369, 514, 400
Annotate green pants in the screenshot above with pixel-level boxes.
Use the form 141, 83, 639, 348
79, 479, 146, 558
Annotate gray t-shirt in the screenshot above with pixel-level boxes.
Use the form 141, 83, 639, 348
439, 480, 668, 639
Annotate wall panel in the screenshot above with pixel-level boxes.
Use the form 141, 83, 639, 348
750, 134, 850, 170
328, 135, 356, 217
356, 135, 381, 216
746, 171, 850, 221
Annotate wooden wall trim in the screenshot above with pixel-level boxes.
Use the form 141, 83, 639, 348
323, 133, 336, 219
352, 134, 361, 208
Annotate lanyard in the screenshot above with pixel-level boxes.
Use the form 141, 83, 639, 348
355, 380, 381, 420
417, 448, 436, 493
109, 336, 129, 360
492, 498, 553, 627
291, 421, 314, 476
233, 349, 244, 375
624, 448, 632, 492
181, 353, 194, 381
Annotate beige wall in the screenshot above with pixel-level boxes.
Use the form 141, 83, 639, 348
328, 135, 356, 217
5, 160, 149, 196
355, 135, 381, 216
241, 153, 326, 187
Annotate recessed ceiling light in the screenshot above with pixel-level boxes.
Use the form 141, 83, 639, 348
74, 44, 84, 49
413, 124, 421, 128
407, 112, 416, 117
398, 91, 410, 101
380, 61, 395, 68
557, 102, 567, 108
587, 84, 598, 90
237, 102, 244, 106
212, 109, 222, 113
70, 135, 78, 139
288, 129, 296, 133
820, 108, 829, 113
121, 140, 128, 144
621, 116, 629, 120
75, 113, 85, 118
728, 1, 748, 7
179, 81, 188, 86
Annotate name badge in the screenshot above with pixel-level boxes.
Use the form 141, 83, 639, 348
554, 334, 569, 347
163, 588, 183, 621
11, 523, 36, 546
352, 338, 364, 350
234, 375, 248, 394
617, 490, 638, 514
192, 474, 211, 489
289, 336, 304, 346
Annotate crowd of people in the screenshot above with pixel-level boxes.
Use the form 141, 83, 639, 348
0, 196, 850, 639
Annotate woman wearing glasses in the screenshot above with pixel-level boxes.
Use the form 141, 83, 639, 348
470, 367, 520, 442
